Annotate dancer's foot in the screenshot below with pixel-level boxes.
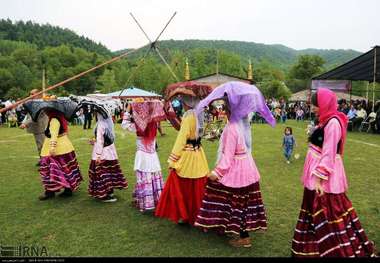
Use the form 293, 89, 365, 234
58, 188, 73, 198
38, 191, 55, 201
102, 195, 117, 203
228, 237, 252, 248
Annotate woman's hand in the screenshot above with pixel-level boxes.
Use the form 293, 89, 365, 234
315, 177, 324, 196
208, 171, 219, 181
49, 147, 56, 156
95, 156, 102, 165
89, 138, 96, 145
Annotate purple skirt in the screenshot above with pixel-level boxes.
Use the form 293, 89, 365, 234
132, 170, 164, 211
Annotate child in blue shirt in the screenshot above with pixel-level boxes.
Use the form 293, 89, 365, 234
282, 127, 296, 164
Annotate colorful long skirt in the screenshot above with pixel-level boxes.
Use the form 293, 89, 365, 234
132, 170, 164, 212
292, 188, 376, 257
39, 151, 82, 192
194, 180, 267, 235
155, 170, 207, 225
88, 160, 128, 199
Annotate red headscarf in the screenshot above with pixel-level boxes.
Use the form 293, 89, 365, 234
136, 121, 157, 146
45, 108, 68, 133
317, 88, 348, 155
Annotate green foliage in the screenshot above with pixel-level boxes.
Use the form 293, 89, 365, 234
0, 39, 106, 99
259, 79, 292, 100
284, 79, 309, 93
97, 69, 118, 93
123, 40, 361, 70
0, 19, 111, 55
288, 55, 325, 80
5, 86, 27, 99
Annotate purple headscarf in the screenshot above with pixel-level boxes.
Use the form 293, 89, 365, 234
196, 81, 276, 127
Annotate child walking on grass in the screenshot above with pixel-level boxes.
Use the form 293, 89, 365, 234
282, 127, 296, 164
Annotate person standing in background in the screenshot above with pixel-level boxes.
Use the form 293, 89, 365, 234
83, 105, 93, 130
20, 89, 49, 166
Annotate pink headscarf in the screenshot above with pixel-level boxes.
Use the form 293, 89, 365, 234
317, 88, 348, 155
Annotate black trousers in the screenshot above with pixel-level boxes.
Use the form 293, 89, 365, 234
84, 115, 92, 129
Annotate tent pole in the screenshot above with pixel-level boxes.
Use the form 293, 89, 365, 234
349, 80, 352, 103
309, 80, 312, 121
373, 47, 377, 112
366, 81, 369, 102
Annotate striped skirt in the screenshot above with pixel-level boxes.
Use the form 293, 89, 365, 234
132, 170, 164, 212
39, 151, 82, 192
88, 159, 128, 199
155, 170, 207, 225
292, 188, 376, 257
194, 180, 267, 235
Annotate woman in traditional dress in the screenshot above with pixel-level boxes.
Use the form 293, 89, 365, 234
291, 88, 376, 257
155, 95, 210, 225
24, 98, 83, 200
121, 100, 165, 212
193, 81, 275, 248
87, 102, 128, 202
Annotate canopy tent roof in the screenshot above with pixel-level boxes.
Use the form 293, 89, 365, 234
107, 87, 161, 98
289, 89, 366, 102
313, 46, 380, 83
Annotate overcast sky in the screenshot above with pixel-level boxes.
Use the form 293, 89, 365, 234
1, 0, 379, 52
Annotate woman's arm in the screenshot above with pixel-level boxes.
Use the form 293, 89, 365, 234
213, 124, 237, 179
312, 118, 341, 181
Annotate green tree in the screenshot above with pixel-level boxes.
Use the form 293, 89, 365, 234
97, 69, 118, 94
5, 86, 27, 99
288, 55, 325, 80
259, 80, 292, 100
0, 68, 14, 98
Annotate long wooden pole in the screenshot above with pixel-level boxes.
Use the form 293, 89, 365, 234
0, 48, 140, 114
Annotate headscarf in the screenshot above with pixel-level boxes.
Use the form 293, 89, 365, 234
196, 81, 276, 127
182, 94, 204, 138
95, 112, 115, 144
45, 108, 68, 133
314, 88, 348, 155
182, 95, 200, 109
136, 121, 157, 147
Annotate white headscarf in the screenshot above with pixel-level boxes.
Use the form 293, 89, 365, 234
95, 112, 115, 143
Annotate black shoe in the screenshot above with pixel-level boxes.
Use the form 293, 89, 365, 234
101, 195, 117, 203
58, 189, 73, 197
39, 191, 55, 201
178, 219, 189, 226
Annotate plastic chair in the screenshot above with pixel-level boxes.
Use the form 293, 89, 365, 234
359, 113, 375, 132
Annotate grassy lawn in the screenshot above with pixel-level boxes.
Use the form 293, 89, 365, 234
0, 120, 379, 257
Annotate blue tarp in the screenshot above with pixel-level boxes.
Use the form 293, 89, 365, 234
107, 87, 161, 98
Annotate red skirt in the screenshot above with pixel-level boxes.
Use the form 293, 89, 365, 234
155, 170, 207, 225
194, 180, 267, 235
292, 188, 376, 257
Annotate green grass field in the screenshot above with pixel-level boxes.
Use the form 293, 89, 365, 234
0, 120, 379, 257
